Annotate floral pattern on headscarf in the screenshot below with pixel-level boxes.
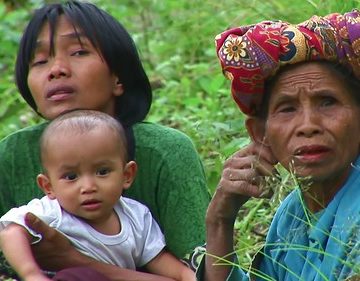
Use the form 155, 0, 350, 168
215, 9, 360, 115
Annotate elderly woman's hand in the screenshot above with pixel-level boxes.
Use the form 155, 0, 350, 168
207, 141, 277, 225
204, 141, 277, 281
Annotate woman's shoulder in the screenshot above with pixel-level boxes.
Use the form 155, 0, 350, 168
266, 189, 304, 240
133, 121, 192, 140
0, 122, 47, 147
133, 121, 196, 150
272, 189, 303, 222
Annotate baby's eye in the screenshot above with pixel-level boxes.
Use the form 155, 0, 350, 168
97, 168, 110, 176
62, 172, 77, 181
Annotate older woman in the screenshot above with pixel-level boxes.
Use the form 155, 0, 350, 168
199, 9, 360, 281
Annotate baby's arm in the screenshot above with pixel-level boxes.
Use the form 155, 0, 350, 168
0, 223, 51, 281
146, 250, 196, 281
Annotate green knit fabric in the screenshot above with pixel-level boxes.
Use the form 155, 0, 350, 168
0, 121, 210, 259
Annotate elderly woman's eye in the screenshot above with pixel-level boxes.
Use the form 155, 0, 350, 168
277, 105, 295, 113
321, 97, 336, 107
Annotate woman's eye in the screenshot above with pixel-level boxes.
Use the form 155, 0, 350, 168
63, 173, 77, 181
277, 104, 295, 113
31, 59, 48, 67
97, 168, 110, 176
71, 49, 89, 56
320, 97, 336, 107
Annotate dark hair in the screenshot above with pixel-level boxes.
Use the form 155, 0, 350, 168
258, 60, 360, 119
15, 0, 152, 126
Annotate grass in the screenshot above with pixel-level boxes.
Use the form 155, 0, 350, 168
207, 165, 360, 280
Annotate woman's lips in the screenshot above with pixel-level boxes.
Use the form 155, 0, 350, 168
294, 145, 331, 162
46, 86, 74, 101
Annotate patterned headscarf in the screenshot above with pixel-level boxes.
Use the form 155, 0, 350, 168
215, 9, 360, 116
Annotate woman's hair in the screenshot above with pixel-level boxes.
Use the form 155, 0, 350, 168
258, 60, 360, 119
15, 0, 152, 126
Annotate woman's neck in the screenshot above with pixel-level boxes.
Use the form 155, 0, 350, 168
301, 170, 350, 213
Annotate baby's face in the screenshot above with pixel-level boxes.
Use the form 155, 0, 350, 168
42, 127, 127, 226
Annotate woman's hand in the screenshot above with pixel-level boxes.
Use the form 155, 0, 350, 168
207, 141, 277, 225
24, 213, 183, 281
204, 141, 277, 281
24, 212, 80, 271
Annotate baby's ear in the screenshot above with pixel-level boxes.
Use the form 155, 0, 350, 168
122, 161, 137, 190
37, 174, 56, 200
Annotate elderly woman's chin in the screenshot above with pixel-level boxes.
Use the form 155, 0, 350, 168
283, 157, 353, 188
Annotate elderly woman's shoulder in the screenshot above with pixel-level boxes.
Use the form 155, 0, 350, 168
266, 189, 306, 240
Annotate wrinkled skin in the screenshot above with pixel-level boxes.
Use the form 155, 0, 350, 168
204, 62, 360, 281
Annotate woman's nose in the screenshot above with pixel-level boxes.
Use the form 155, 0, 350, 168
295, 107, 322, 137
47, 57, 71, 81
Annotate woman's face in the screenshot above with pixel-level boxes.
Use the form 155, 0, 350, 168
27, 16, 123, 120
265, 62, 360, 185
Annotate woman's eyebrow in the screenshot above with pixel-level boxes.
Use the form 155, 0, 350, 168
59, 32, 86, 40
35, 32, 87, 48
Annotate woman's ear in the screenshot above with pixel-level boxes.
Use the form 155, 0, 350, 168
113, 78, 124, 97
245, 117, 269, 146
122, 161, 137, 190
37, 174, 56, 200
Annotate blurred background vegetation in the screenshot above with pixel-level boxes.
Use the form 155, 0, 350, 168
0, 0, 359, 277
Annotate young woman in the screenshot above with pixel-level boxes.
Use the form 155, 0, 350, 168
0, 1, 210, 280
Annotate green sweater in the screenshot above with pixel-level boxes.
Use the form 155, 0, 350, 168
0, 121, 210, 258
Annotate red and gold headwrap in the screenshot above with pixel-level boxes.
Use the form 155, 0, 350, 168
215, 9, 360, 115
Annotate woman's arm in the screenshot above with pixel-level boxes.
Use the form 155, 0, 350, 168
204, 142, 277, 281
25, 213, 176, 281
0, 223, 51, 281
146, 250, 195, 281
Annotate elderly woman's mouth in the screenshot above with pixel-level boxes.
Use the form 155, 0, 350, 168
293, 145, 331, 162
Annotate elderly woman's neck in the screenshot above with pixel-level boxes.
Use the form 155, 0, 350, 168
302, 171, 350, 213
303, 189, 337, 213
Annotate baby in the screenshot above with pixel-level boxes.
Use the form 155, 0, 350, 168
0, 110, 194, 281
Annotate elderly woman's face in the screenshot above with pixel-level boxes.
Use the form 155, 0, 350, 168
265, 62, 360, 185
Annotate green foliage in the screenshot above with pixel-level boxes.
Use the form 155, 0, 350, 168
0, 0, 360, 277
0, 1, 44, 139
